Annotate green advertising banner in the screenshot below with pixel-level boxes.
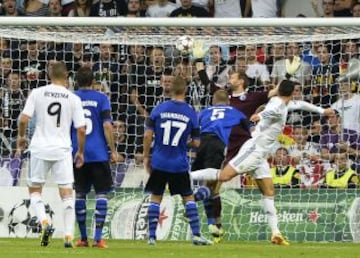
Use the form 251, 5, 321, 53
79, 188, 360, 242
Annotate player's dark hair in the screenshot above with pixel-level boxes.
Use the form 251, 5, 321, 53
213, 89, 229, 105
171, 75, 186, 95
76, 67, 94, 88
278, 80, 295, 97
49, 61, 67, 80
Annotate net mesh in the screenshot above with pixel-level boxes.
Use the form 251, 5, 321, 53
0, 20, 360, 242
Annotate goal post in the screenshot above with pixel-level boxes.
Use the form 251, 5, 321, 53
0, 17, 360, 242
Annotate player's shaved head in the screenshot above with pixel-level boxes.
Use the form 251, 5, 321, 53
76, 67, 94, 88
213, 89, 229, 105
278, 80, 295, 97
49, 61, 67, 80
171, 75, 186, 96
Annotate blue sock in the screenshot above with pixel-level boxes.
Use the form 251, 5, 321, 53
203, 199, 215, 225
94, 198, 108, 242
148, 202, 160, 239
194, 186, 211, 202
185, 201, 200, 236
75, 198, 87, 240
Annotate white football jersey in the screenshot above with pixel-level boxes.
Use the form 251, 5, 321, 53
331, 95, 360, 133
22, 84, 85, 160
252, 97, 324, 153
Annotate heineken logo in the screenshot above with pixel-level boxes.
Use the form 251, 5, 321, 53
249, 210, 322, 224
249, 211, 304, 223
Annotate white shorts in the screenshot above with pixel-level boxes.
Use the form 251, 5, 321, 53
27, 152, 74, 186
228, 139, 271, 179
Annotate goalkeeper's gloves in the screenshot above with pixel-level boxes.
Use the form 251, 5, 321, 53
285, 55, 302, 77
192, 40, 208, 61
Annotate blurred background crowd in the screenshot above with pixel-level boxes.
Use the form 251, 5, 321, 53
0, 0, 359, 189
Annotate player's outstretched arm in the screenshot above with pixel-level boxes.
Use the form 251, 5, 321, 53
288, 100, 335, 116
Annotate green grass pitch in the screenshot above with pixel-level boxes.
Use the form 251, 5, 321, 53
1, 239, 360, 258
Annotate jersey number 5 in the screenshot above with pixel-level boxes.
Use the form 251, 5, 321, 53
161, 121, 187, 147
210, 108, 226, 121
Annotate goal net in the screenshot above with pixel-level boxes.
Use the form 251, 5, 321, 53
0, 17, 360, 242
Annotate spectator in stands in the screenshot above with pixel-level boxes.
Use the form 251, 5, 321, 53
146, 0, 178, 17
307, 116, 322, 144
68, 0, 93, 17
2, 0, 19, 16
247, 0, 281, 17
301, 41, 322, 73
213, 0, 244, 17
90, 0, 127, 16
334, 0, 355, 16
170, 0, 210, 17
114, 119, 134, 161
288, 125, 321, 165
21, 40, 47, 90
68, 0, 92, 16
48, 0, 63, 16
320, 110, 360, 171
311, 0, 335, 17
93, 81, 110, 97
0, 56, 13, 86
269, 147, 300, 188
129, 47, 165, 164
154, 69, 173, 106
17, 0, 49, 16
331, 81, 360, 133
271, 42, 312, 88
126, 0, 145, 16
265, 43, 285, 74
0, 72, 25, 145
351, 2, 360, 16
323, 150, 359, 188
195, 45, 232, 98
64, 42, 87, 79
243, 44, 270, 91
338, 39, 360, 92
286, 83, 313, 128
312, 44, 339, 107
93, 43, 119, 95
175, 0, 212, 12
234, 55, 247, 74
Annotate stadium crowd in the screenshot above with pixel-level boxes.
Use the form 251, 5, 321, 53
0, 0, 360, 189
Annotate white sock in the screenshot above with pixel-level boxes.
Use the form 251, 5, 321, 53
191, 168, 219, 181
262, 196, 280, 235
30, 192, 48, 225
62, 196, 75, 239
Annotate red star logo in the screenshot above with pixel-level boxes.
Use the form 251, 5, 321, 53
158, 209, 168, 227
308, 210, 320, 224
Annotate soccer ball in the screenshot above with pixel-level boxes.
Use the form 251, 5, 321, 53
8, 199, 54, 237
175, 35, 194, 55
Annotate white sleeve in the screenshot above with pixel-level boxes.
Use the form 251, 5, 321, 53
258, 99, 282, 120
288, 100, 324, 114
22, 90, 37, 118
72, 96, 86, 129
